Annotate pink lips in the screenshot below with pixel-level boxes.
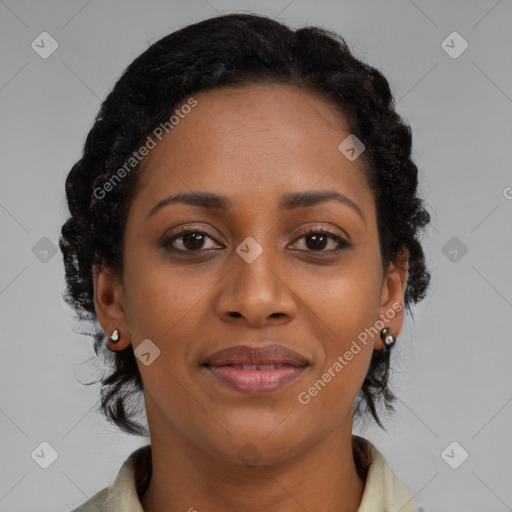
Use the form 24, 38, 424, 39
202, 344, 310, 395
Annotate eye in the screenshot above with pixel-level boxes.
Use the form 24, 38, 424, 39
160, 226, 352, 255
161, 228, 222, 253
291, 227, 351, 253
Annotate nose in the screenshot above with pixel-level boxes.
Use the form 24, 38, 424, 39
215, 245, 298, 327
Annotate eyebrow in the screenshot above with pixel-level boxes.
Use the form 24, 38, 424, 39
147, 190, 365, 224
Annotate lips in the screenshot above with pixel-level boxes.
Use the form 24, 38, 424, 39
202, 344, 309, 368
202, 344, 310, 395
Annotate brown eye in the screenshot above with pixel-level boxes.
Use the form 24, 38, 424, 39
292, 228, 351, 253
161, 229, 221, 252
160, 227, 352, 256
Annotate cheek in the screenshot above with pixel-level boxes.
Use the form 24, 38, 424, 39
121, 260, 215, 408
300, 250, 383, 339
295, 253, 382, 404
295, 273, 377, 430
122, 251, 219, 358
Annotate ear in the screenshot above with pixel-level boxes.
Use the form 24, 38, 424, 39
92, 264, 130, 338
376, 247, 409, 350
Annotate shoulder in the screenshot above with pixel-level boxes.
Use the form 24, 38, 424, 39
70, 487, 109, 512
353, 435, 420, 512
69, 444, 152, 512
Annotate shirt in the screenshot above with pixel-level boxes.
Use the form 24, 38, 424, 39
71, 435, 420, 511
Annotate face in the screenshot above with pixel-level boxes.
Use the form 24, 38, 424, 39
93, 83, 408, 465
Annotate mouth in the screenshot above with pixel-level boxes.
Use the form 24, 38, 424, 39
201, 344, 310, 395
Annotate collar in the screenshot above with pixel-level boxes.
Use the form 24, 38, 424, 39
72, 436, 419, 512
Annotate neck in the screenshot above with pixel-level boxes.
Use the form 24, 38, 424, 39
140, 411, 365, 512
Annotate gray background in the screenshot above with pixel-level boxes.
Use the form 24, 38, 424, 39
1, 1, 511, 511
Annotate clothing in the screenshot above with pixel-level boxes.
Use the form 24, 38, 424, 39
71, 435, 419, 512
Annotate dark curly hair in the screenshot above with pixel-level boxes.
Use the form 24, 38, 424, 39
59, 13, 431, 436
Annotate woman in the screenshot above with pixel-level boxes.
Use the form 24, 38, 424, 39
61, 12, 431, 512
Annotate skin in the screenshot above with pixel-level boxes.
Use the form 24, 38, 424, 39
93, 83, 408, 512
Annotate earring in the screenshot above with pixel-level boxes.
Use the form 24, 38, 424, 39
106, 329, 130, 351
379, 327, 396, 351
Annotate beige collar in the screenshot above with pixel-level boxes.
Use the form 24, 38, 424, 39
72, 436, 420, 512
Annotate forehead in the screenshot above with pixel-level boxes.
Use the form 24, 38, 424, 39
132, 83, 374, 219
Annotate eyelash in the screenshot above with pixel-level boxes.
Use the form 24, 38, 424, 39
160, 227, 352, 256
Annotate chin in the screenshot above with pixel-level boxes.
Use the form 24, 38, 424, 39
201, 424, 312, 468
